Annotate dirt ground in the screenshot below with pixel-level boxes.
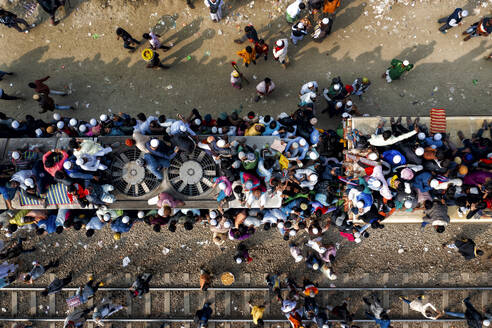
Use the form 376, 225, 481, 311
0, 0, 491, 304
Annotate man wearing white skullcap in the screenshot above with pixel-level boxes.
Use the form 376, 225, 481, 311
438, 8, 468, 33
285, 137, 309, 160
143, 138, 176, 181
273, 39, 289, 68
75, 155, 107, 172
384, 58, 414, 83
312, 17, 333, 41
300, 81, 319, 95
169, 118, 196, 136
291, 21, 308, 44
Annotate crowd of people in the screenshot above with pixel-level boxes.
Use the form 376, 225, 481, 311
0, 1, 490, 328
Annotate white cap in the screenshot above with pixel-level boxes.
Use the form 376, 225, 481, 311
79, 125, 87, 133
24, 178, 34, 188
482, 320, 490, 327
166, 127, 172, 134
90, 118, 97, 126
346, 100, 353, 106
417, 132, 426, 140
247, 152, 255, 161
218, 182, 227, 190
276, 40, 283, 47
232, 160, 241, 169
11, 121, 19, 129
296, 255, 303, 262
209, 210, 218, 219
238, 151, 246, 159
179, 125, 187, 132
371, 179, 382, 188
298, 22, 304, 28
322, 18, 329, 24
299, 139, 307, 146
277, 221, 284, 229
308, 151, 318, 160
158, 207, 165, 217
356, 200, 364, 208
211, 127, 218, 133
291, 142, 299, 149
63, 161, 72, 170
307, 82, 314, 88
430, 179, 439, 189
11, 151, 20, 160
69, 118, 78, 127
100, 114, 108, 121
210, 219, 218, 226
312, 227, 319, 234
312, 263, 319, 270
433, 133, 442, 141
122, 216, 130, 224
103, 213, 111, 222
216, 139, 226, 148
53, 113, 61, 121
336, 101, 343, 108
308, 174, 318, 182
35, 128, 43, 136
223, 220, 231, 228
368, 152, 378, 161
310, 117, 318, 125
403, 60, 410, 66
194, 119, 201, 125
137, 211, 145, 219
150, 139, 159, 148
392, 155, 402, 164
218, 128, 223, 134
334, 84, 340, 91
415, 147, 424, 156
289, 229, 296, 236
57, 121, 64, 129
461, 10, 468, 17
355, 237, 361, 243
341, 113, 350, 119
76, 158, 84, 166
404, 200, 413, 209
235, 257, 243, 264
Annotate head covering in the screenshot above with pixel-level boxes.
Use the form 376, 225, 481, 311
194, 118, 201, 125
76, 158, 84, 166
122, 216, 130, 224
32, 94, 40, 100
276, 40, 283, 47
63, 161, 72, 170
210, 219, 218, 226
209, 210, 218, 219
69, 118, 78, 127
401, 168, 414, 180
322, 18, 330, 24
218, 182, 227, 190
392, 155, 402, 164
310, 117, 318, 125
158, 208, 165, 217
430, 179, 439, 189
277, 221, 284, 229
291, 142, 299, 149
11, 121, 19, 129
235, 257, 243, 264
46, 126, 55, 134
247, 152, 255, 161
417, 132, 426, 140
433, 133, 442, 141
461, 10, 468, 17
100, 114, 108, 122
53, 113, 61, 121
307, 82, 314, 88
57, 121, 64, 129
367, 177, 382, 190
232, 160, 241, 169
298, 22, 304, 28
458, 165, 468, 175
403, 60, 410, 66
150, 139, 159, 148
137, 211, 145, 219
334, 84, 340, 91
315, 193, 328, 206
356, 201, 365, 208
79, 125, 87, 133
179, 125, 187, 132
308, 174, 318, 182
483, 320, 490, 327
24, 178, 34, 188
346, 100, 353, 107
415, 147, 424, 156
308, 151, 319, 160
11, 151, 20, 160
312, 262, 319, 270
113, 233, 121, 241
90, 118, 98, 126
362, 77, 370, 83
216, 139, 226, 148
232, 71, 240, 78
299, 138, 307, 147
35, 128, 43, 136
289, 229, 296, 236
368, 152, 378, 161
336, 101, 343, 108
223, 220, 231, 228
404, 200, 413, 209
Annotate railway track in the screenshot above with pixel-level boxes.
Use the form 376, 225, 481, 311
0, 273, 489, 328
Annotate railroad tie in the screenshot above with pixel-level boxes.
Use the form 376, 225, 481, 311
243, 273, 251, 328
183, 273, 190, 328
49, 273, 56, 328
125, 273, 133, 328
422, 273, 429, 328
402, 273, 409, 328
362, 273, 370, 328
87, 274, 94, 328
441, 273, 449, 328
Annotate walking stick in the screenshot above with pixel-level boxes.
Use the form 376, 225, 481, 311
231, 61, 249, 85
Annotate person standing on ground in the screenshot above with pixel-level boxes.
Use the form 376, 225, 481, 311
34, 93, 73, 113
444, 297, 490, 328
36, 0, 65, 26
28, 75, 67, 96
463, 16, 492, 41
399, 295, 442, 320
0, 70, 13, 81
234, 25, 259, 44
249, 302, 266, 327
144, 50, 170, 70
204, 0, 224, 22
286, 1, 306, 24
352, 77, 371, 99
0, 88, 22, 101
255, 39, 269, 61
0, 9, 30, 33
230, 70, 243, 90
143, 32, 173, 51
199, 268, 213, 291
116, 27, 140, 51
41, 271, 73, 296
291, 21, 308, 45
273, 39, 289, 69
255, 77, 275, 102
194, 302, 213, 328
382, 59, 414, 83
312, 17, 333, 41
22, 259, 60, 284
129, 273, 152, 298
443, 238, 484, 260
437, 8, 468, 33
237, 46, 256, 67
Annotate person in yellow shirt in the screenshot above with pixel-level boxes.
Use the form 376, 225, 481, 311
248, 301, 266, 327
244, 123, 265, 136
237, 46, 256, 67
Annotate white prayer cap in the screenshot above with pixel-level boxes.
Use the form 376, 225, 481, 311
403, 60, 410, 66
238, 151, 246, 159
216, 139, 226, 148
461, 10, 468, 17
346, 100, 353, 106
57, 121, 64, 129
63, 161, 72, 170
210, 219, 218, 226
223, 220, 231, 228
336, 101, 343, 108
404, 200, 413, 209
211, 127, 218, 133
322, 18, 330, 24
299, 138, 307, 146
312, 227, 319, 234
53, 113, 61, 121
218, 182, 227, 190
417, 132, 426, 140
90, 118, 98, 126
79, 125, 87, 133
434, 133, 442, 141
194, 119, 201, 125
103, 213, 111, 221
392, 155, 402, 164
179, 125, 187, 132
122, 216, 130, 224
308, 174, 318, 182
209, 210, 218, 219
482, 320, 490, 327
368, 152, 378, 161
150, 139, 159, 148
430, 179, 439, 189
334, 84, 340, 90
291, 142, 299, 149
35, 128, 43, 136
100, 114, 108, 121
298, 22, 304, 28
277, 221, 284, 229
158, 208, 165, 217
276, 40, 283, 47
415, 147, 424, 156
247, 152, 255, 161
76, 158, 84, 166
137, 211, 145, 218
307, 82, 314, 88
296, 255, 303, 262
11, 151, 20, 160
356, 200, 365, 208
312, 263, 319, 270
11, 120, 19, 129
69, 118, 78, 127
310, 117, 318, 125
308, 151, 318, 160
289, 229, 296, 236
235, 257, 243, 264
24, 178, 34, 188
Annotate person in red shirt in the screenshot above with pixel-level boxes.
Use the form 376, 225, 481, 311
42, 149, 68, 177
254, 39, 269, 61
28, 76, 67, 96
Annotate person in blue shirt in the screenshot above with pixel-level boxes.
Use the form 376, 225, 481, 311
111, 215, 134, 240
366, 312, 391, 328
63, 158, 96, 181
263, 121, 281, 136
382, 149, 406, 166
85, 215, 109, 237
36, 214, 64, 235
0, 181, 19, 210
413, 171, 433, 193
142, 138, 177, 180
438, 8, 468, 33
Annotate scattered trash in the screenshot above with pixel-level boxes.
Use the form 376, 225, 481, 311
186, 55, 192, 61
398, 248, 404, 254
92, 33, 100, 40
218, 29, 223, 35
449, 87, 455, 93
204, 51, 211, 56
55, 242, 60, 247
330, 283, 336, 288
1, 308, 6, 312
166, 85, 173, 90
472, 79, 478, 85
122, 256, 131, 267
252, 75, 257, 80
162, 247, 170, 255
97, 240, 103, 248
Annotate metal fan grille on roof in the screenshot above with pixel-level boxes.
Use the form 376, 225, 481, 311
110, 148, 160, 197
167, 149, 216, 197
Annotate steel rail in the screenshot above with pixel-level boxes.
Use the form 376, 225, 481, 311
0, 318, 471, 323
1, 286, 490, 291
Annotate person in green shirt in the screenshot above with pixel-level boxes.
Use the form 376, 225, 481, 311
383, 59, 414, 83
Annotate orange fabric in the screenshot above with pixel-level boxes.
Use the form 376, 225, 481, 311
323, 0, 341, 14
430, 108, 446, 133
237, 48, 256, 65
303, 285, 319, 296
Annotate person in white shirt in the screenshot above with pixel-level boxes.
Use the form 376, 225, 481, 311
291, 21, 308, 45
286, 0, 306, 23
273, 39, 289, 69
143, 32, 172, 51
255, 78, 275, 102
400, 295, 442, 320
76, 156, 107, 172
300, 81, 318, 95
204, 0, 224, 22
246, 189, 267, 210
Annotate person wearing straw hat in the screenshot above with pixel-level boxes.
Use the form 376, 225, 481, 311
351, 77, 371, 99
383, 58, 414, 83
230, 70, 243, 90
142, 49, 169, 70
116, 27, 140, 51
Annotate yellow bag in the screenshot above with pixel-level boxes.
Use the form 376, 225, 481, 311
279, 154, 289, 169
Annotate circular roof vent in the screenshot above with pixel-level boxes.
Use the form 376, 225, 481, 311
110, 148, 160, 197
167, 148, 216, 197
